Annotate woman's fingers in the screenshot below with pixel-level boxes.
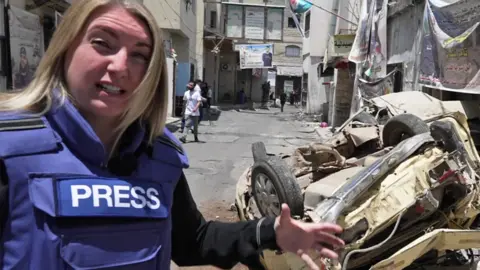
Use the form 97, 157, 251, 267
297, 250, 321, 270
315, 231, 345, 248
313, 243, 339, 260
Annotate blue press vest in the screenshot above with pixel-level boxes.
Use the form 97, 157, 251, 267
0, 100, 189, 269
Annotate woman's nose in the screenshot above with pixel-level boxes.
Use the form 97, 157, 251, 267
107, 48, 129, 77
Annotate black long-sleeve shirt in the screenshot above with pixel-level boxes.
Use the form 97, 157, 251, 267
171, 174, 279, 269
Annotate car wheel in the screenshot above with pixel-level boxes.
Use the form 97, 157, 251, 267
382, 113, 429, 147
251, 157, 304, 218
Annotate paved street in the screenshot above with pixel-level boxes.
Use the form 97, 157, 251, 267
171, 104, 319, 207
169, 104, 320, 270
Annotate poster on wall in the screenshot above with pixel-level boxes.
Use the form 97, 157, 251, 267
8, 6, 44, 90
266, 8, 282, 40
418, 0, 480, 93
238, 44, 274, 69
245, 6, 265, 39
226, 5, 243, 38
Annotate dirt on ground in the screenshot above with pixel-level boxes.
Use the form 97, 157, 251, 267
174, 200, 249, 270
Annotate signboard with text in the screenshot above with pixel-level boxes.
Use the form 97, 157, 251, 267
238, 44, 274, 69
333, 34, 355, 55
224, 4, 284, 40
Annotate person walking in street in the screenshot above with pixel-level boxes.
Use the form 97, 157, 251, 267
280, 90, 287, 112
0, 1, 345, 269
180, 83, 193, 133
180, 80, 202, 143
261, 81, 270, 108
193, 79, 205, 124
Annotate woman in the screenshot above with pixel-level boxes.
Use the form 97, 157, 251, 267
0, 0, 344, 269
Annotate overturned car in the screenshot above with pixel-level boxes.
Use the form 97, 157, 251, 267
235, 98, 480, 269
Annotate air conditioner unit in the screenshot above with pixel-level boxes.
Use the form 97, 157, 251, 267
221, 63, 231, 71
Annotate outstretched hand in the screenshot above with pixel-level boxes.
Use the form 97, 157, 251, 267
274, 204, 345, 270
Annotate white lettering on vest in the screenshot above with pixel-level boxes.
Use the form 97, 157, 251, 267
70, 185, 161, 209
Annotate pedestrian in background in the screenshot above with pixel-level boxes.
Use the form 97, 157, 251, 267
0, 0, 345, 269
180, 82, 194, 133
280, 90, 287, 112
199, 80, 209, 123
193, 79, 204, 124
180, 80, 202, 143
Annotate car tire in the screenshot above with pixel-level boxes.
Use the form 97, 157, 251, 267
252, 141, 268, 162
251, 157, 304, 218
382, 113, 429, 147
352, 111, 377, 125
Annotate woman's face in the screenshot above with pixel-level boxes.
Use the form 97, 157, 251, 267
64, 5, 152, 120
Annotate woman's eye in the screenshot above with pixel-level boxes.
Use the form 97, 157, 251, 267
132, 52, 149, 62
91, 39, 110, 48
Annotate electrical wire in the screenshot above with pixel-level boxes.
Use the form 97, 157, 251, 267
341, 208, 407, 270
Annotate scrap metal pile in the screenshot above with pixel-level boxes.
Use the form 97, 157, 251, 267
234, 92, 480, 270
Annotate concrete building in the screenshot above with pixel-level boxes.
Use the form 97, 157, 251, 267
203, 0, 304, 104
302, 0, 359, 126
143, 0, 204, 116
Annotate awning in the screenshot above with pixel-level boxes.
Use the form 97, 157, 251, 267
276, 66, 303, 77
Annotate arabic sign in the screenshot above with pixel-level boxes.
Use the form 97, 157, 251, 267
245, 6, 265, 39
333, 34, 355, 55
418, 0, 480, 93
266, 8, 282, 40
238, 44, 274, 69
226, 5, 243, 38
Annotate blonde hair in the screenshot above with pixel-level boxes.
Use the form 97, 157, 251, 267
0, 0, 168, 150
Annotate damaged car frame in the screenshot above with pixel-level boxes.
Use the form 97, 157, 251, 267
235, 93, 480, 270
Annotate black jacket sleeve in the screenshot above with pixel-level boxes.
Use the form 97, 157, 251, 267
171, 173, 279, 269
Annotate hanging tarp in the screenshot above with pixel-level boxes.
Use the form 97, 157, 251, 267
357, 69, 396, 100
418, 0, 480, 93
348, 0, 388, 79
348, 0, 388, 116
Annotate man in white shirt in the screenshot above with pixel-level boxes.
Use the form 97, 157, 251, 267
180, 81, 202, 143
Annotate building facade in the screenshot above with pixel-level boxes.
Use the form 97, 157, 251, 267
143, 0, 204, 116
203, 0, 304, 104
302, 0, 359, 126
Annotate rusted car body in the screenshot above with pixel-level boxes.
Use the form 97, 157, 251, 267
234, 92, 480, 270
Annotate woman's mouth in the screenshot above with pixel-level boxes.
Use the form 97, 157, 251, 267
96, 83, 125, 95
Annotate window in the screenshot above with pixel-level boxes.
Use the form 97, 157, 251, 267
304, 12, 310, 32
285, 45, 301, 57
287, 14, 301, 28
210, 11, 217, 28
